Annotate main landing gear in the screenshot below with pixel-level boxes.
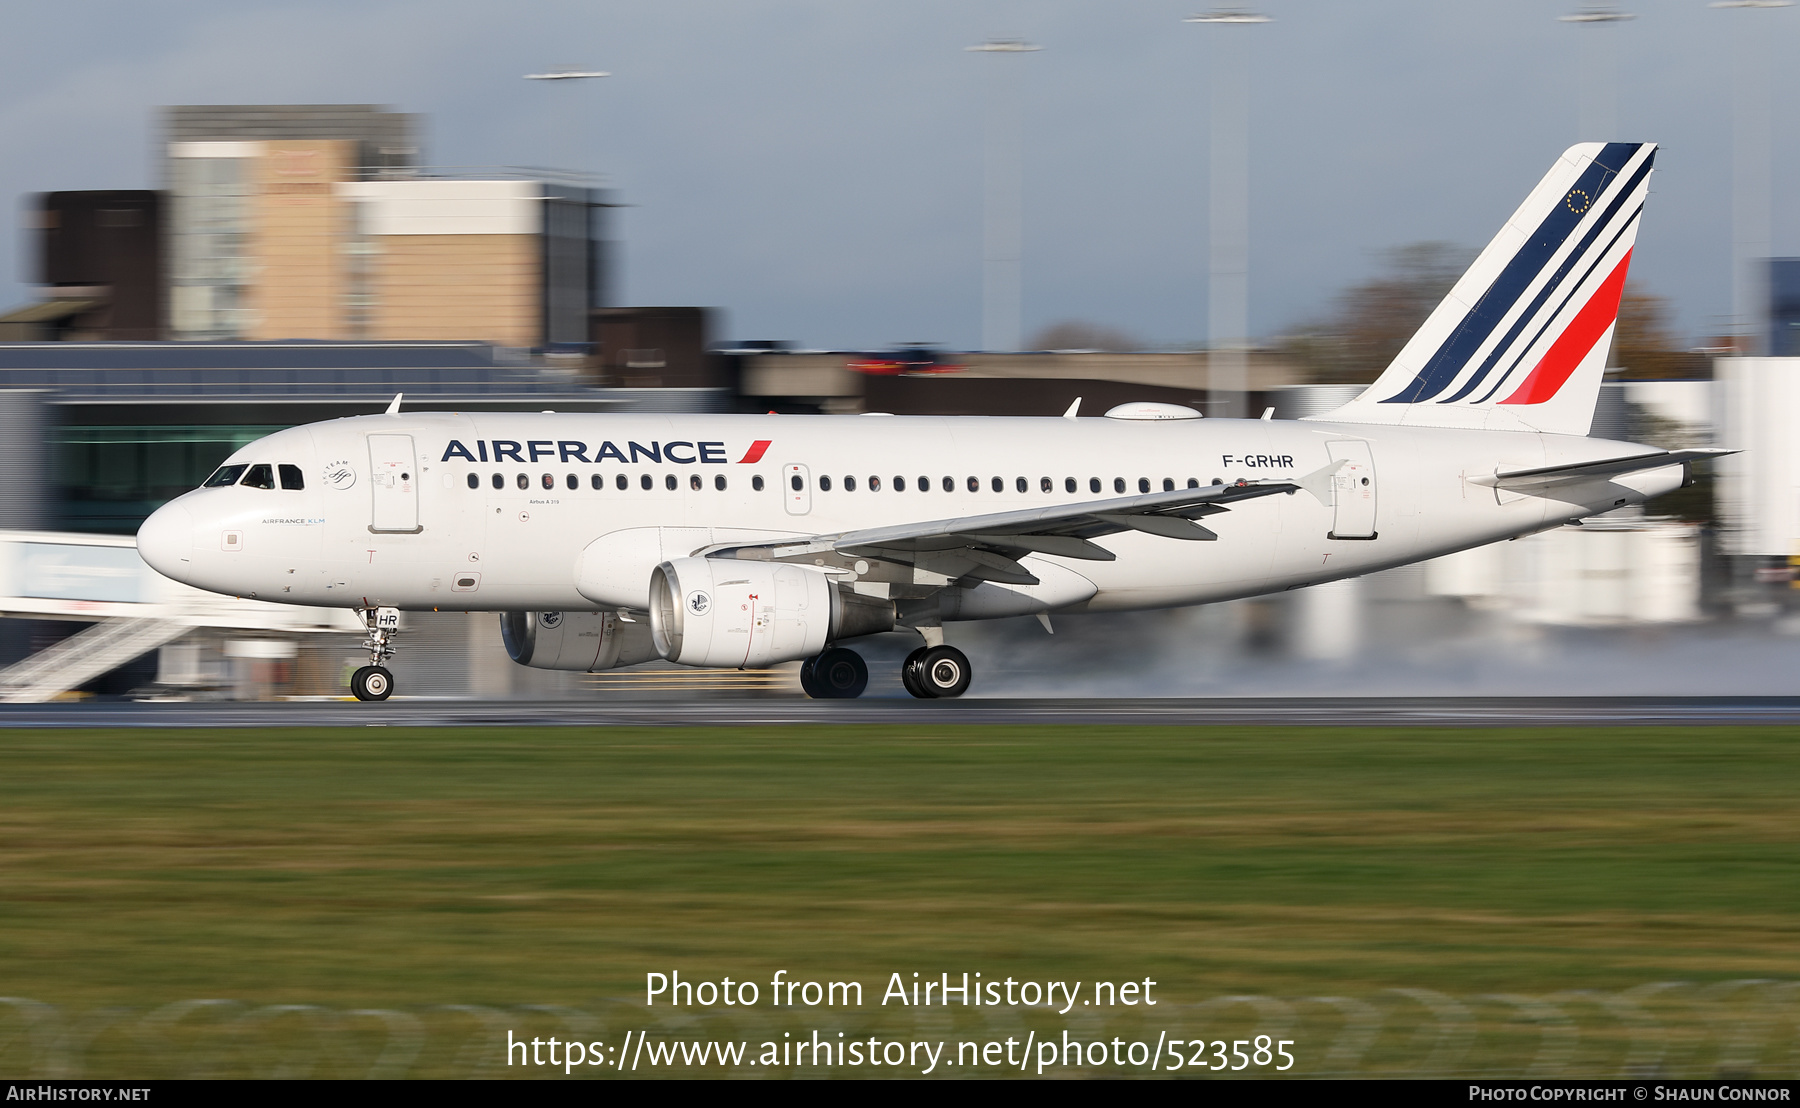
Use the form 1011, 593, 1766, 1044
800, 647, 868, 699
902, 645, 971, 699
797, 641, 973, 700
351, 606, 399, 702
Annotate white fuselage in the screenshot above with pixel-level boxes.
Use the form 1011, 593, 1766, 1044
137, 411, 1682, 618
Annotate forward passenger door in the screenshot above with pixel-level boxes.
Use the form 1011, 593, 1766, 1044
368, 434, 422, 534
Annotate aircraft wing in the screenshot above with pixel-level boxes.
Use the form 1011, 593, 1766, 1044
1472, 448, 1736, 490
713, 481, 1299, 586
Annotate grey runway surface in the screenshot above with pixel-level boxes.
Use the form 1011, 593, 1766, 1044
3, 696, 1800, 728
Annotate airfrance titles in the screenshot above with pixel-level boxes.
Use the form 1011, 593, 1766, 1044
442, 439, 772, 466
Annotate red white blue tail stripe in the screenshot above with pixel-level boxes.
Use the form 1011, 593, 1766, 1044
1318, 143, 1655, 437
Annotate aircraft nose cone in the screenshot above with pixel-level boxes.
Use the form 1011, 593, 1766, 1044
136, 504, 194, 580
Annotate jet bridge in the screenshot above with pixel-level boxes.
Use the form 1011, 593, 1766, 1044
0, 530, 360, 702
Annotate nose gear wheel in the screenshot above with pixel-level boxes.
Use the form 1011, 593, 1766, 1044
351, 665, 394, 701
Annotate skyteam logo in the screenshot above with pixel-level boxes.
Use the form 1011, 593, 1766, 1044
441, 439, 773, 465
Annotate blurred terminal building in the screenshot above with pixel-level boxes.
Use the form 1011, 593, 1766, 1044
0, 103, 1794, 700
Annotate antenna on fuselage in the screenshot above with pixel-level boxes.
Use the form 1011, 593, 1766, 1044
1062, 397, 1081, 419
385, 393, 403, 415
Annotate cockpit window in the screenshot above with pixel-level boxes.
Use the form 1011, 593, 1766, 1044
203, 464, 248, 488
278, 464, 304, 490
241, 464, 276, 490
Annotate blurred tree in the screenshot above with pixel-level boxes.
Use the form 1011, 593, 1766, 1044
1278, 244, 1708, 384
1275, 242, 1470, 384
1028, 321, 1140, 352
1612, 287, 1710, 379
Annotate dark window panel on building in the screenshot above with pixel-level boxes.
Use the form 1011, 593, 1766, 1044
5, 192, 164, 341
591, 306, 724, 389
1771, 259, 1800, 358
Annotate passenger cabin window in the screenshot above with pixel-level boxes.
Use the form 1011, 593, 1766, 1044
895, 476, 907, 492
752, 475, 764, 491
715, 475, 727, 491
1065, 477, 1076, 493
204, 464, 247, 488
617, 474, 628, 491
868, 476, 881, 491
279, 464, 304, 490
467, 473, 480, 490
819, 475, 833, 492
241, 464, 276, 490
492, 473, 504, 490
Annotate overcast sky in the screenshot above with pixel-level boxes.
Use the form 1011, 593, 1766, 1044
1, 0, 1795, 350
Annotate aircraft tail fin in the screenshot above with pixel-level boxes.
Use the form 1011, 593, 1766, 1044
1313, 142, 1655, 437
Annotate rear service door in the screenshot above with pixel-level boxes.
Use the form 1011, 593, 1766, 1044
1327, 439, 1377, 540
368, 434, 422, 533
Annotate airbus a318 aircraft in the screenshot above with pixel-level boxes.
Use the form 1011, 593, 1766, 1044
137, 142, 1727, 701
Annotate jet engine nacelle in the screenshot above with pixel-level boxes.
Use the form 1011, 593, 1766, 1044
499, 610, 659, 672
648, 557, 894, 668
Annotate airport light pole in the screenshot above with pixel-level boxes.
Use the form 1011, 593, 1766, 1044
523, 65, 611, 176
1187, 5, 1270, 418
1712, 0, 1790, 356
967, 39, 1041, 353
1559, 4, 1636, 142
526, 66, 614, 325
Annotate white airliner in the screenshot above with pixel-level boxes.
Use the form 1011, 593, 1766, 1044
137, 142, 1728, 701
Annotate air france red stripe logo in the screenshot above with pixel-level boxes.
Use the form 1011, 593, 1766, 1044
738, 440, 772, 464
1500, 248, 1633, 407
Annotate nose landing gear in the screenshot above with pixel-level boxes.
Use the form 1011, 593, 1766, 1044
352, 607, 400, 702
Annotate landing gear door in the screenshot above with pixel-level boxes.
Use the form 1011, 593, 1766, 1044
1327, 440, 1377, 540
368, 433, 422, 534
783, 463, 812, 515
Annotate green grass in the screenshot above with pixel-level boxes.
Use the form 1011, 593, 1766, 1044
1, 723, 1797, 1077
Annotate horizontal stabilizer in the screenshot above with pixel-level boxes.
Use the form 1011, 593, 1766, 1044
1471, 448, 1736, 489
